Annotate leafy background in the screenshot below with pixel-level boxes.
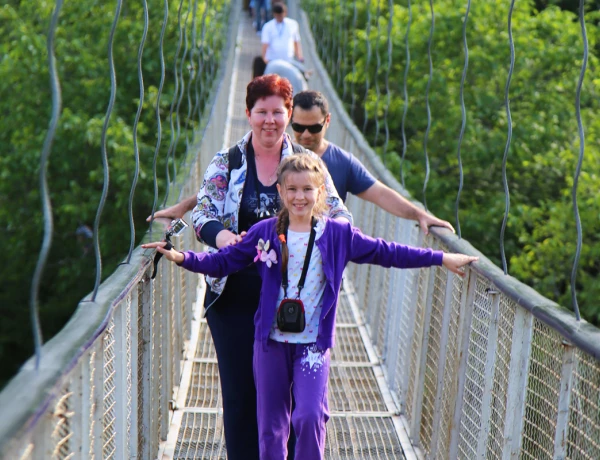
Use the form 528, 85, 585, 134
0, 0, 229, 388
302, 0, 600, 323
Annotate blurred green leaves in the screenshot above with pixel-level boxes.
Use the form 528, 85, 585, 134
303, 0, 600, 323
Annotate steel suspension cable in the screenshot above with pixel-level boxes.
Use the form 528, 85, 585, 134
400, 0, 412, 189
30, 0, 64, 369
499, 0, 515, 276
382, 0, 393, 161
126, 0, 149, 265
335, 0, 345, 90
362, 0, 373, 133
340, 1, 350, 100
149, 0, 169, 233
422, 0, 435, 211
163, 0, 187, 207
349, 0, 359, 117
183, 0, 199, 162
171, 0, 193, 184
92, 0, 123, 301
571, 0, 588, 321
454, 0, 471, 240
372, 0, 382, 148
193, 0, 211, 127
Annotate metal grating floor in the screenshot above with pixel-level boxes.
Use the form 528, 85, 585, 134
160, 8, 407, 460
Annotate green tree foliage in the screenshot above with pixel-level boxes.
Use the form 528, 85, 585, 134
303, 0, 600, 322
0, 0, 230, 388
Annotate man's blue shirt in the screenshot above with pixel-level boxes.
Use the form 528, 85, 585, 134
321, 143, 376, 202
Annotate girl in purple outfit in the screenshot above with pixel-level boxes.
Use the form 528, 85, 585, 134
143, 155, 478, 459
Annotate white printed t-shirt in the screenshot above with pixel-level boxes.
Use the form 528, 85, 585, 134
270, 219, 326, 344
261, 17, 301, 63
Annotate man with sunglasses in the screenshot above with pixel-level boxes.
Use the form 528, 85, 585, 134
292, 90, 455, 234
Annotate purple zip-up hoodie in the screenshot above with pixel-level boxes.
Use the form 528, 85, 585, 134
180, 217, 443, 351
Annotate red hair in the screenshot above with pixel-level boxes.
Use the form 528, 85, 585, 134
246, 74, 293, 112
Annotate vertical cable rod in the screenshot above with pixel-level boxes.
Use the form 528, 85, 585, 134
362, 0, 373, 133
92, 0, 123, 301
340, 0, 350, 100
382, 0, 394, 160
454, 0, 471, 239
571, 0, 588, 321
163, 0, 187, 207
149, 0, 169, 233
422, 0, 435, 211
183, 0, 199, 162
126, 0, 149, 264
171, 0, 193, 185
193, 0, 211, 126
349, 0, 359, 117
499, 0, 516, 276
372, 0, 382, 148
30, 0, 64, 369
400, 0, 412, 189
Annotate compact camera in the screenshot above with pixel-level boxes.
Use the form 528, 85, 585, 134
276, 298, 306, 333
151, 218, 188, 279
165, 218, 188, 239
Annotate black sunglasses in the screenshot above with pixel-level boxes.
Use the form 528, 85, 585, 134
291, 119, 327, 134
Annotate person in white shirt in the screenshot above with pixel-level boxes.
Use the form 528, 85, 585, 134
261, 2, 304, 65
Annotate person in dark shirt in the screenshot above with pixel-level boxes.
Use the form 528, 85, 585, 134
291, 90, 454, 234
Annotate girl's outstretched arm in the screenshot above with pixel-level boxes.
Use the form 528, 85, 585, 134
442, 253, 479, 277
142, 241, 184, 264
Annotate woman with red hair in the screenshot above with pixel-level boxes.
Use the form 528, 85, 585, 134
189, 74, 350, 459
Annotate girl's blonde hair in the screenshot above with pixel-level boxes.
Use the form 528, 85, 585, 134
276, 154, 328, 274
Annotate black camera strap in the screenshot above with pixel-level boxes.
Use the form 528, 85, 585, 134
282, 217, 317, 299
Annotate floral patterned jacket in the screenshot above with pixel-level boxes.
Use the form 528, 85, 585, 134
191, 131, 352, 306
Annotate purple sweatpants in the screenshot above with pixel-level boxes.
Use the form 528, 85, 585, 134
253, 340, 331, 460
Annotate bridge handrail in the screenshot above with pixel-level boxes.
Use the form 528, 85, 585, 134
293, 1, 600, 457
0, 2, 240, 458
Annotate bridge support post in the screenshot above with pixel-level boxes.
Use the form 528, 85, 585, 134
138, 274, 154, 460
409, 236, 437, 447
428, 271, 458, 458
553, 342, 577, 459
448, 270, 478, 459
382, 218, 409, 398
501, 307, 533, 460
475, 290, 502, 458
160, 262, 172, 442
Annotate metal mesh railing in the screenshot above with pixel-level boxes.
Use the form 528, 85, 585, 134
5, 0, 600, 458
0, 1, 239, 457
293, 2, 600, 458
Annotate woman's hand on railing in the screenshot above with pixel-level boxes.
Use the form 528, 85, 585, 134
216, 229, 247, 248
442, 253, 479, 277
142, 241, 185, 265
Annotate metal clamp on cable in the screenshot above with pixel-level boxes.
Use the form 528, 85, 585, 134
151, 218, 188, 279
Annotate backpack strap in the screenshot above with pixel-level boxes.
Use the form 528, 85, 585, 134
227, 145, 243, 179
227, 141, 305, 180
291, 142, 307, 154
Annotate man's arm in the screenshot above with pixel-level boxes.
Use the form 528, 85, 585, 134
357, 181, 455, 234
262, 43, 269, 63
294, 41, 303, 62
146, 194, 196, 221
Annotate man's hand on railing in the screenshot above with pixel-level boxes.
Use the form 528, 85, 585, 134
442, 253, 478, 277
142, 241, 185, 265
418, 213, 455, 235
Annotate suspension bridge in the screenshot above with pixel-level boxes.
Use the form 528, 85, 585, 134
1, 0, 600, 459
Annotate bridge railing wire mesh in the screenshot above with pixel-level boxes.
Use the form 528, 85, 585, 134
0, 0, 238, 458
295, 0, 600, 458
